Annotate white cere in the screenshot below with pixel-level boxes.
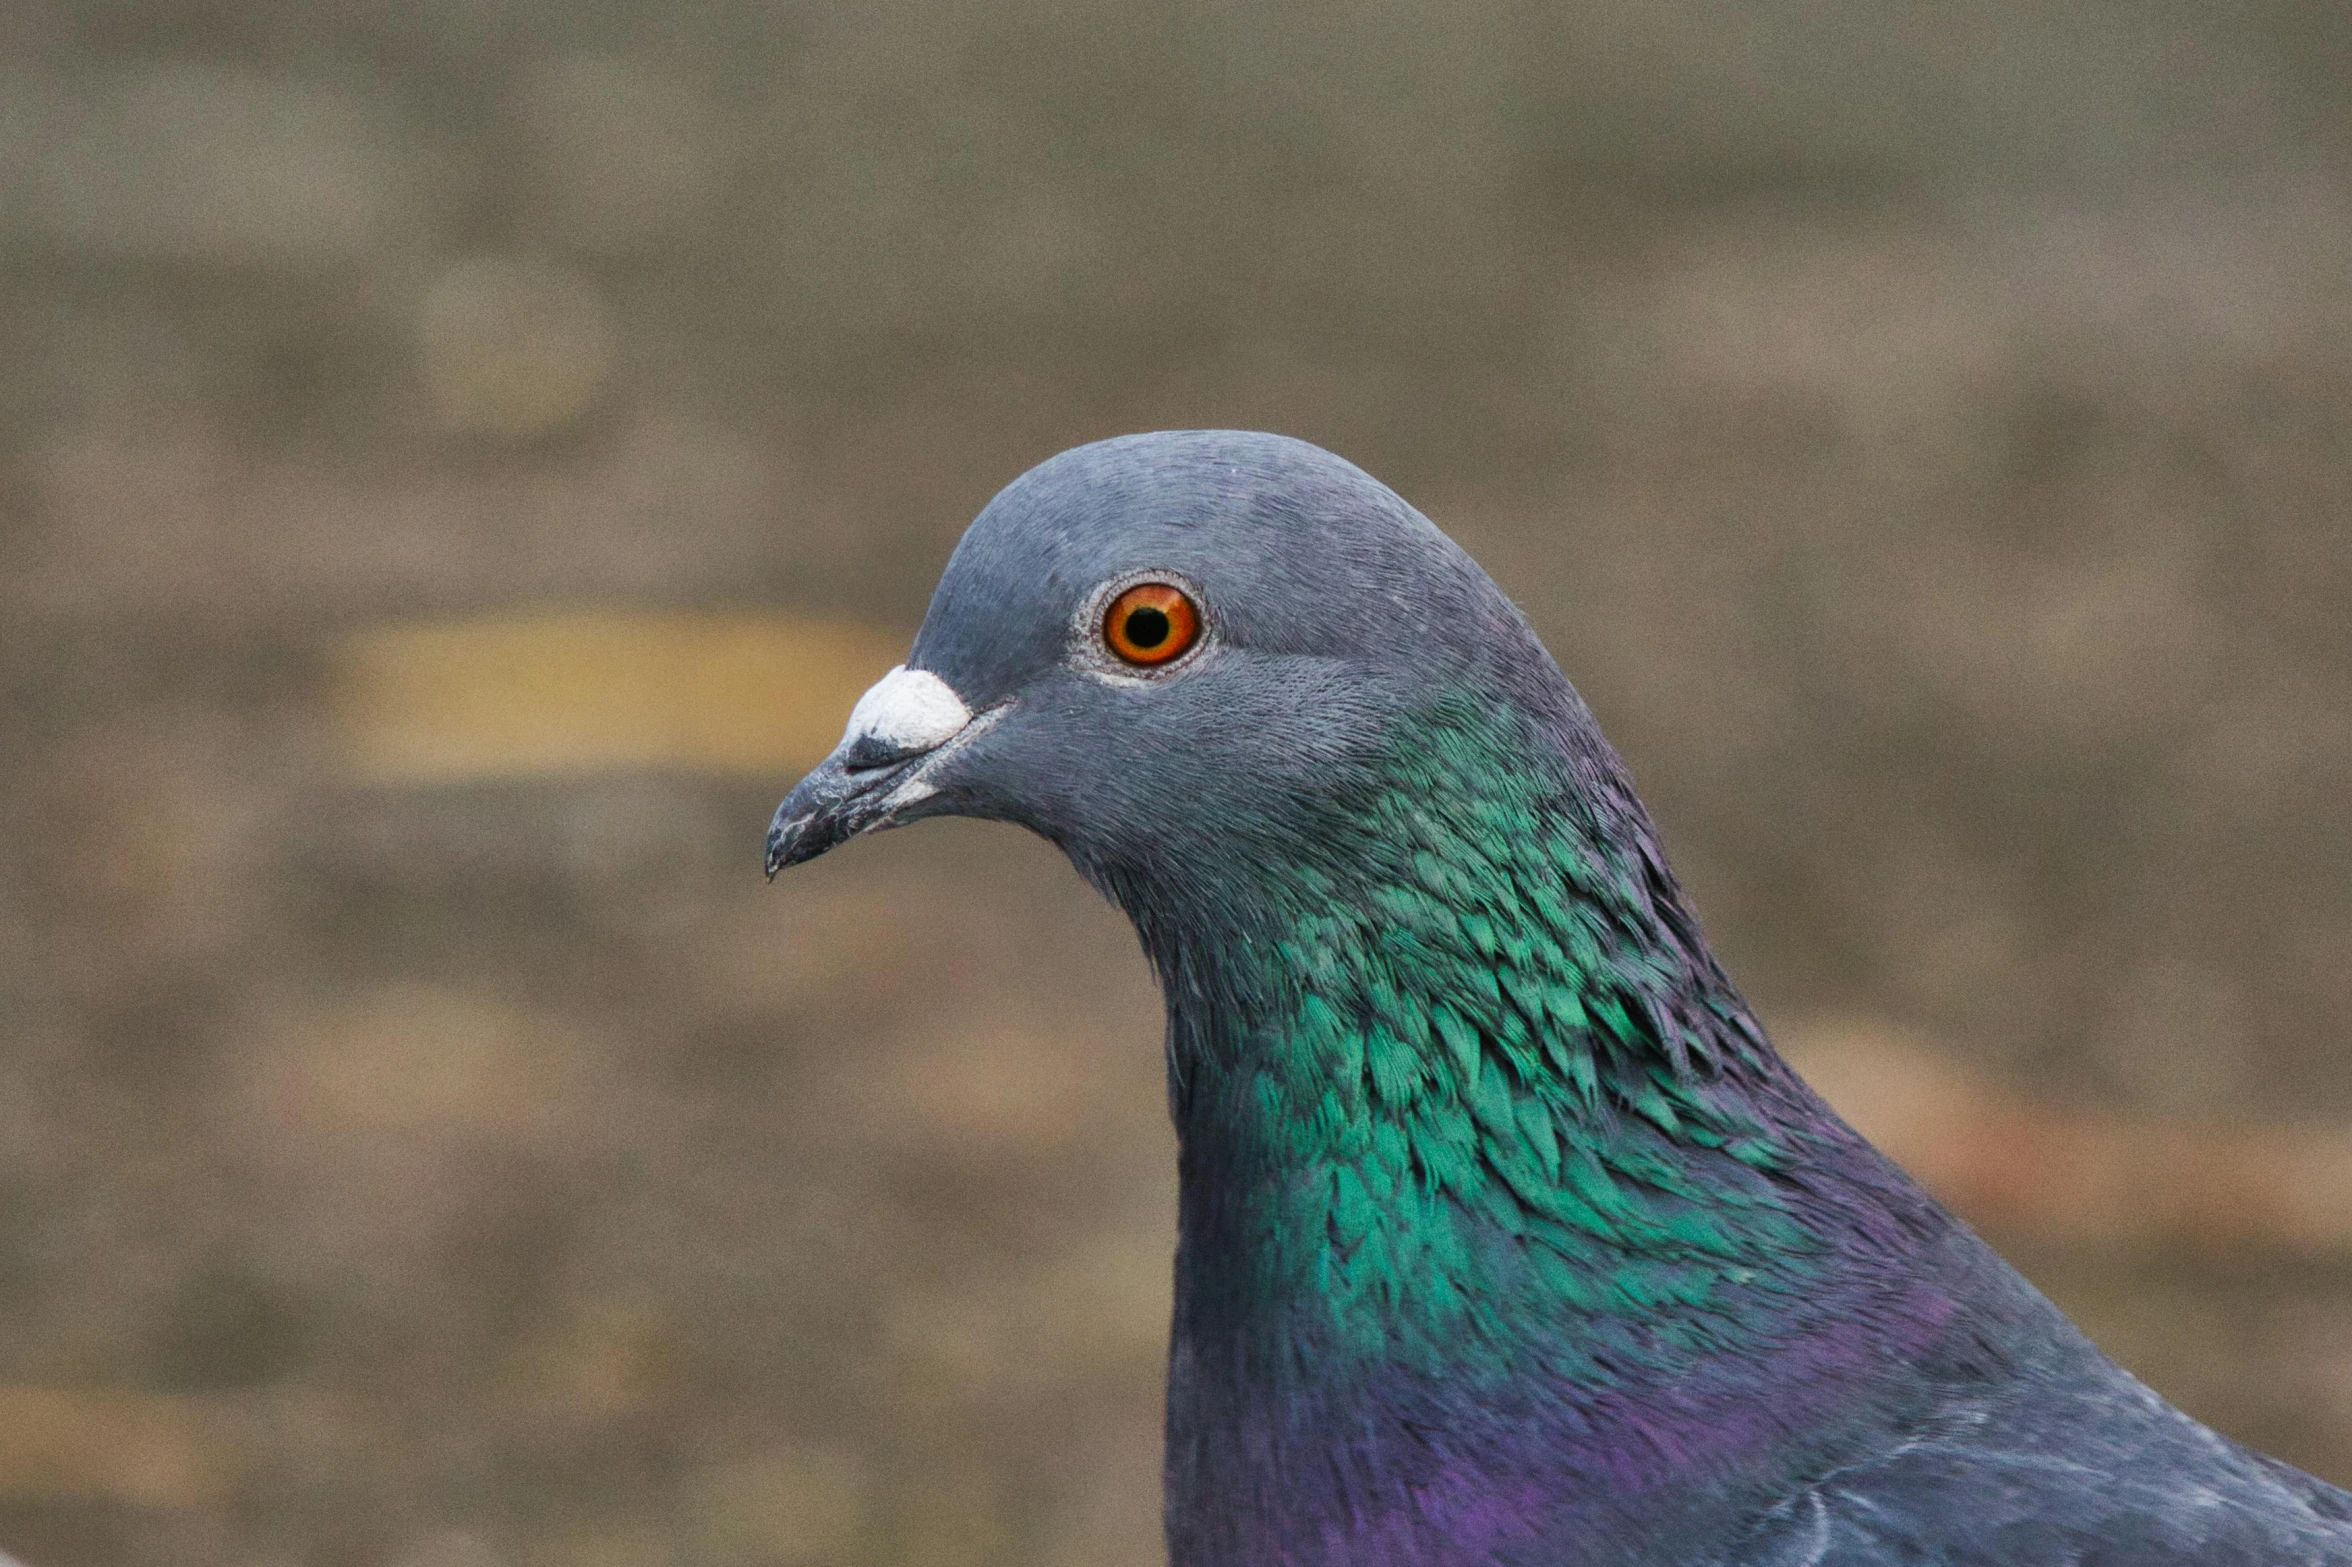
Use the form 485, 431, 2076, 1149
842, 665, 971, 754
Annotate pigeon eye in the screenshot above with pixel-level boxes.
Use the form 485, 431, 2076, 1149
1103, 581, 1201, 667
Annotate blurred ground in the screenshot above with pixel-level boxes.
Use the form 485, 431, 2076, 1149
2, 2, 2351, 1564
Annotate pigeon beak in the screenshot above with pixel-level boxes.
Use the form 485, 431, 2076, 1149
764, 666, 990, 877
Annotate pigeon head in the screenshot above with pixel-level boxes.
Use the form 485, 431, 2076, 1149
766, 429, 1588, 920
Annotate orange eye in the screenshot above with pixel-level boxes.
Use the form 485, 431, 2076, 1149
1102, 581, 1201, 666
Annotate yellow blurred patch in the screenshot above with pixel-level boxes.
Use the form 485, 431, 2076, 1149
334, 612, 907, 782
0, 1387, 230, 1507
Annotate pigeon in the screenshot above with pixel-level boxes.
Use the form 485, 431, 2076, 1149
766, 430, 2352, 1565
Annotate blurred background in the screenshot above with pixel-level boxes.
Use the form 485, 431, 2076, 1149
2, 1, 2350, 1563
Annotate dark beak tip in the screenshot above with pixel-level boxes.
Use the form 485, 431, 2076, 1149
763, 808, 808, 881
762, 796, 804, 881
762, 781, 850, 880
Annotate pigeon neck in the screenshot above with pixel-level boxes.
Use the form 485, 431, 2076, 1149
1127, 696, 1963, 1544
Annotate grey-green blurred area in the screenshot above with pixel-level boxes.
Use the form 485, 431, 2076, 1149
2, 0, 2351, 1563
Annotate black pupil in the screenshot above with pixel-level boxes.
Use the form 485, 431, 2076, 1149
1124, 606, 1171, 649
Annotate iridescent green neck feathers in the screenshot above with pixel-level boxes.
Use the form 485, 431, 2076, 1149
1135, 695, 1850, 1388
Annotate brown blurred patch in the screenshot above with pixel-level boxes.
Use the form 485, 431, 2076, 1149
244, 984, 594, 1146
505, 1302, 677, 1421
888, 1020, 1119, 1155
415, 259, 618, 442
1787, 1021, 2352, 1255
687, 1446, 868, 1567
